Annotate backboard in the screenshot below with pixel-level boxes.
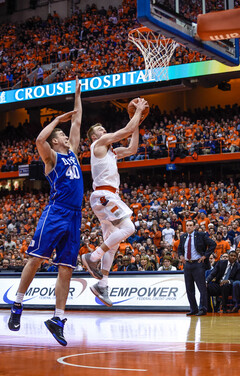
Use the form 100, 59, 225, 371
137, 0, 239, 66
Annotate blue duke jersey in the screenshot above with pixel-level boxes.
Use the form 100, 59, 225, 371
27, 150, 84, 268
47, 150, 83, 209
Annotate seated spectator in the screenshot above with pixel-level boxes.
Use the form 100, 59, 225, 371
205, 253, 217, 279
138, 256, 153, 271
117, 255, 138, 271
6, 70, 14, 87
132, 253, 141, 270
231, 266, 240, 312
158, 256, 177, 271
112, 252, 123, 271
214, 232, 231, 261
203, 136, 217, 154
229, 133, 240, 153
14, 257, 24, 272
206, 250, 239, 313
4, 234, 16, 251
0, 258, 10, 270
220, 253, 229, 260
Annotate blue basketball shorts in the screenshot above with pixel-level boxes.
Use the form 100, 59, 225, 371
27, 204, 82, 269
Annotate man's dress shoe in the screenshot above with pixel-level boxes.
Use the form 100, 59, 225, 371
186, 311, 198, 316
195, 310, 207, 316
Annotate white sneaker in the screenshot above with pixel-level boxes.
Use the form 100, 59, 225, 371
90, 283, 113, 307
82, 253, 103, 280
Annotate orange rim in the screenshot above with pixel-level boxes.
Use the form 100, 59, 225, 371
128, 27, 185, 48
128, 26, 154, 35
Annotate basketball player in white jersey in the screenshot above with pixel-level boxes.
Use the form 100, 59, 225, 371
82, 98, 148, 306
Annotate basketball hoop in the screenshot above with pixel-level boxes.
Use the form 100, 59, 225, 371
128, 27, 178, 82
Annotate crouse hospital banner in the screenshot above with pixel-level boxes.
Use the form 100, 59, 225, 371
0, 272, 199, 311
0, 60, 240, 105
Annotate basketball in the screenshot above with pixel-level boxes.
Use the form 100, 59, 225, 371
127, 98, 149, 122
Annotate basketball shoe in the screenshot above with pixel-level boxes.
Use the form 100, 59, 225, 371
44, 317, 67, 346
8, 302, 23, 331
82, 253, 103, 280
90, 283, 112, 307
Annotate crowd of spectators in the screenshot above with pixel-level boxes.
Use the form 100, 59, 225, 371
162, 0, 240, 23
1, 178, 240, 273
1, 102, 240, 172
78, 102, 240, 163
0, 0, 210, 90
1, 0, 240, 89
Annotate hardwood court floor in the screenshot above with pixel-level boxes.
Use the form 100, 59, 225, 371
1, 310, 240, 376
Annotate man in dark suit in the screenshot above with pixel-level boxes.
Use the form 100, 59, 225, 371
231, 266, 240, 313
178, 220, 216, 316
117, 256, 138, 271
206, 250, 239, 313
233, 233, 240, 250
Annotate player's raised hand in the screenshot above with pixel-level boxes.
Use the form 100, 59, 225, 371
57, 110, 77, 123
75, 76, 81, 96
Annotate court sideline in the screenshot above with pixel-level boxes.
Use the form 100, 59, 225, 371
1, 309, 240, 376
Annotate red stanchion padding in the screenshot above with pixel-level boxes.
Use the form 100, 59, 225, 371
197, 8, 240, 41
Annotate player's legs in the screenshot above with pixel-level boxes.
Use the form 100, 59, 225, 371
90, 217, 135, 262
88, 218, 135, 307
55, 265, 73, 311
45, 212, 81, 347
44, 265, 73, 347
100, 220, 121, 276
8, 256, 43, 331
83, 191, 134, 280
17, 256, 43, 294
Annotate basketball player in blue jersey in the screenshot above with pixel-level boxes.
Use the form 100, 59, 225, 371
8, 77, 83, 346
82, 98, 148, 306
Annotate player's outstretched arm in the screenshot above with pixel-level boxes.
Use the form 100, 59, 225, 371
114, 127, 140, 159
36, 111, 76, 165
69, 76, 82, 154
96, 98, 148, 147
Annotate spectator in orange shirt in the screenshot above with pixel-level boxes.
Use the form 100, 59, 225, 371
214, 232, 231, 261
79, 238, 95, 257
197, 211, 210, 229
166, 130, 177, 161
166, 130, 177, 149
118, 240, 133, 255
229, 133, 240, 152
130, 198, 142, 215
20, 236, 32, 256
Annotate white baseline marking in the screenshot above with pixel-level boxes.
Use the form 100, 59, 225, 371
57, 347, 238, 371
151, 347, 238, 353
57, 350, 147, 372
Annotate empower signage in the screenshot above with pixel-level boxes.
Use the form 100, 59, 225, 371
0, 60, 240, 106
0, 272, 197, 311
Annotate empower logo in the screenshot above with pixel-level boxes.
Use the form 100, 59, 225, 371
95, 284, 179, 306
3, 278, 87, 305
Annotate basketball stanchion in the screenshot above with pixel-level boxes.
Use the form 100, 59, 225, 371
128, 26, 178, 82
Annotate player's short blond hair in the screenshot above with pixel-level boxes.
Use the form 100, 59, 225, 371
87, 123, 102, 143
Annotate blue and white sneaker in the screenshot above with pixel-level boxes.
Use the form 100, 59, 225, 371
44, 317, 67, 346
8, 302, 23, 331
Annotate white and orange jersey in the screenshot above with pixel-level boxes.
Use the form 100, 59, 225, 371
90, 141, 120, 190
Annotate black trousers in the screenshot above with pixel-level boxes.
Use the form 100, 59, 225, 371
207, 282, 232, 311
184, 261, 208, 312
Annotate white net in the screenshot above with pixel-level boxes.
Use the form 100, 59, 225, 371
128, 27, 178, 82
